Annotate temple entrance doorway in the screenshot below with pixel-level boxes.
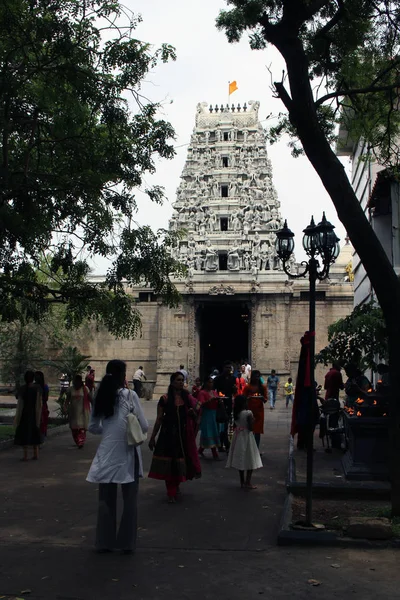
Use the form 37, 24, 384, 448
197, 302, 250, 379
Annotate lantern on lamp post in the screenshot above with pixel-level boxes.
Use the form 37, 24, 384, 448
275, 213, 340, 527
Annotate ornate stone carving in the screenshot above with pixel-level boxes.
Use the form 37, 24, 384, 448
169, 99, 291, 274
250, 279, 260, 293
208, 284, 236, 295
186, 298, 196, 378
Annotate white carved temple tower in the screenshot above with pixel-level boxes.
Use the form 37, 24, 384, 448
170, 100, 289, 283
80, 101, 354, 394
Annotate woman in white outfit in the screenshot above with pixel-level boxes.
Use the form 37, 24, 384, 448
226, 394, 262, 489
87, 360, 148, 554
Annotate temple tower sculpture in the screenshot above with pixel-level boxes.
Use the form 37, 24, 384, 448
169, 101, 294, 281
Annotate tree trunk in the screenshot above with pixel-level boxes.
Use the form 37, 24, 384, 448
276, 34, 400, 513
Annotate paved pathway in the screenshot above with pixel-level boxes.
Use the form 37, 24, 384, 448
0, 398, 399, 599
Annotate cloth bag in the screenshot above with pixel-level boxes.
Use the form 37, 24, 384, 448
127, 391, 147, 446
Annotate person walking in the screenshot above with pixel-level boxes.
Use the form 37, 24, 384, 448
324, 362, 344, 400
148, 372, 201, 503
267, 369, 280, 410
179, 364, 189, 387
132, 366, 146, 397
191, 377, 202, 398
243, 370, 267, 449
14, 370, 42, 461
213, 362, 237, 452
85, 368, 96, 394
87, 359, 148, 554
34, 370, 49, 442
243, 360, 252, 383
235, 366, 247, 396
284, 377, 295, 408
197, 376, 220, 460
226, 395, 262, 489
65, 374, 91, 449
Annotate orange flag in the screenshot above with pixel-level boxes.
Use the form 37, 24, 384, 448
229, 80, 238, 95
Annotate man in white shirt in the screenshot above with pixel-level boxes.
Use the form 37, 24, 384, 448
244, 361, 252, 383
179, 364, 189, 388
133, 366, 146, 396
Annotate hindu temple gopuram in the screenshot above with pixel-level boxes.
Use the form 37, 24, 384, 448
85, 101, 354, 395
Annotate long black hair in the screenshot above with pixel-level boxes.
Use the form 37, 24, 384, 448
34, 370, 45, 388
201, 376, 213, 390
250, 369, 264, 395
233, 394, 247, 421
93, 360, 126, 419
165, 371, 190, 408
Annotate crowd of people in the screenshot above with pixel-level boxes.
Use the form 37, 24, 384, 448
12, 356, 385, 554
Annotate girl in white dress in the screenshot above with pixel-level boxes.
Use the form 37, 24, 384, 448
226, 395, 262, 489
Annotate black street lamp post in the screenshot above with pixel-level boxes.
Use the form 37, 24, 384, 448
275, 213, 340, 527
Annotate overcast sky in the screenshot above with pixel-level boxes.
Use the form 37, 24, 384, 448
93, 0, 350, 272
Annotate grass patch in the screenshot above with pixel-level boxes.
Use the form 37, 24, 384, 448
0, 425, 14, 440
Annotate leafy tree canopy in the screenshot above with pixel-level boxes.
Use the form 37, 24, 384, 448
0, 0, 185, 336
217, 1, 400, 166
315, 302, 388, 371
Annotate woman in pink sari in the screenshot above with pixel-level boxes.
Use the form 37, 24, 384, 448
148, 372, 201, 503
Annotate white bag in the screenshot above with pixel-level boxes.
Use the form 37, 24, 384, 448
127, 391, 147, 446
127, 413, 147, 446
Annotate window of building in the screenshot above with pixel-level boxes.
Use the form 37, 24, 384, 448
222, 156, 229, 168
220, 218, 228, 231
219, 252, 228, 270
221, 185, 228, 198
223, 132, 229, 141
138, 292, 157, 302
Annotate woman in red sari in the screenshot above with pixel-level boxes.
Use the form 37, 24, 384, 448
243, 370, 267, 449
148, 372, 201, 503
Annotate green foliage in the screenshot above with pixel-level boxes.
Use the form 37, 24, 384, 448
44, 346, 91, 381
217, 1, 400, 166
0, 317, 44, 389
0, 295, 87, 388
315, 303, 388, 371
0, 0, 182, 336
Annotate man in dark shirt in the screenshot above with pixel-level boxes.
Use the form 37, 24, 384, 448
324, 362, 344, 400
213, 362, 236, 452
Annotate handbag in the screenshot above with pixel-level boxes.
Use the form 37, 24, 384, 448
216, 399, 229, 423
127, 392, 147, 446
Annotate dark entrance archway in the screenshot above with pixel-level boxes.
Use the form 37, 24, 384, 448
197, 302, 250, 379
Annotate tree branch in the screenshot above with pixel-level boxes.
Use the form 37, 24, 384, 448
314, 0, 345, 38
273, 81, 294, 111
315, 82, 400, 107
